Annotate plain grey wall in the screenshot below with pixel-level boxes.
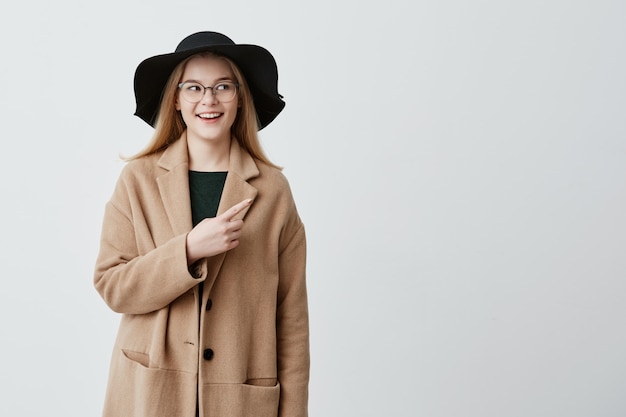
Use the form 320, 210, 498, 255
1, 0, 624, 416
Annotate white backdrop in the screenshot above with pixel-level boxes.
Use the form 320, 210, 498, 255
0, 0, 624, 416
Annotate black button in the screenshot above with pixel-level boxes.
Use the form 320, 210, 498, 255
203, 348, 214, 361
205, 299, 213, 311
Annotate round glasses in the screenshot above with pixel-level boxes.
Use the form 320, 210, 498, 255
178, 81, 239, 103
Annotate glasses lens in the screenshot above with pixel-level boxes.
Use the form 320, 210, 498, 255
214, 82, 237, 102
180, 82, 204, 103
179, 82, 238, 103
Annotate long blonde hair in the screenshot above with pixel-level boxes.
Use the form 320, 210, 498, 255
128, 52, 280, 169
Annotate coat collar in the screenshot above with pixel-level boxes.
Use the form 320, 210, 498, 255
156, 132, 259, 236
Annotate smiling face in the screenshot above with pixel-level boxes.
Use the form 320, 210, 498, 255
175, 54, 239, 146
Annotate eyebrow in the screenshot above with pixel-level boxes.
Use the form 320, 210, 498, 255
182, 77, 235, 85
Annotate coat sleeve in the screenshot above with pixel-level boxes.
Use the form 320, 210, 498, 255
93, 169, 207, 315
276, 215, 310, 417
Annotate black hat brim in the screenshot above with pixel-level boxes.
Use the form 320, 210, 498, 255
133, 41, 284, 130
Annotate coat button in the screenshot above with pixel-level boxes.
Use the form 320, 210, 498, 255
203, 348, 214, 361
205, 299, 213, 311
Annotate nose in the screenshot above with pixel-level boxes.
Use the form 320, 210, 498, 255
200, 87, 217, 104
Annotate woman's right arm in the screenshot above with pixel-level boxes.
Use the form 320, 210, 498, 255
94, 172, 253, 315
93, 171, 205, 315
94, 198, 204, 315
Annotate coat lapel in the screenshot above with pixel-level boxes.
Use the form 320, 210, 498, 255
205, 138, 259, 291
216, 138, 259, 218
156, 135, 193, 237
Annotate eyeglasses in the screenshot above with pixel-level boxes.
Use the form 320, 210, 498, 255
178, 81, 239, 103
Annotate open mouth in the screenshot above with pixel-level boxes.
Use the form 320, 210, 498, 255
197, 112, 222, 120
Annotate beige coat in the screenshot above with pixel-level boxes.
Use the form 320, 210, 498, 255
94, 134, 309, 417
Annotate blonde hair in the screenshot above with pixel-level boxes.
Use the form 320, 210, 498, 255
127, 52, 280, 169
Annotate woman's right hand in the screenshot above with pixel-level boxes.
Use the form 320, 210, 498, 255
185, 198, 253, 265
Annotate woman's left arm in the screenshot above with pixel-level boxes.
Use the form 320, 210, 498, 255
276, 217, 310, 417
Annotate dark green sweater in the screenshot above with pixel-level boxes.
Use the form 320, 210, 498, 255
189, 171, 227, 227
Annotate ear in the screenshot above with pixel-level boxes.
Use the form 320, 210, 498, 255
175, 98, 181, 111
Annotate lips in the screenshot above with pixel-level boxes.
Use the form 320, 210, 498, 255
197, 112, 222, 120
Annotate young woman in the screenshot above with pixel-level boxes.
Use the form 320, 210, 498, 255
94, 31, 309, 417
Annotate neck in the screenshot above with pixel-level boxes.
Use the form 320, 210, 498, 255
187, 133, 231, 172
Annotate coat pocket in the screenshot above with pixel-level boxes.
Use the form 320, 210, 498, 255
122, 349, 150, 368
103, 350, 196, 417
245, 377, 278, 387
201, 382, 280, 417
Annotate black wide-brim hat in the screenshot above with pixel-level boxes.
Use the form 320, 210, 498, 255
133, 31, 285, 130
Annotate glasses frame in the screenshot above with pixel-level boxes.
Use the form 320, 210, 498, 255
177, 81, 240, 103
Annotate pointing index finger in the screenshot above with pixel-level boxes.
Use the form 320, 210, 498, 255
224, 198, 253, 220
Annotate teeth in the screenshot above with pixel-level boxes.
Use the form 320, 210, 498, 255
198, 113, 221, 119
